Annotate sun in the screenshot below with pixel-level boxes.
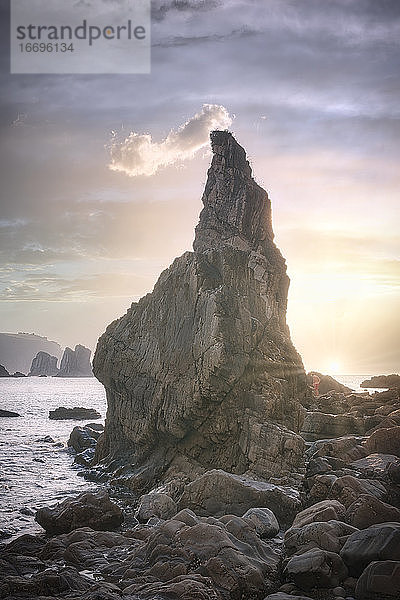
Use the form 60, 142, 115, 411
327, 360, 341, 376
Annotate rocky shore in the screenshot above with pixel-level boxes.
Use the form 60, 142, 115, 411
1, 133, 399, 600
1, 384, 400, 600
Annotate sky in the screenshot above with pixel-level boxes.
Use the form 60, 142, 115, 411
0, 0, 399, 375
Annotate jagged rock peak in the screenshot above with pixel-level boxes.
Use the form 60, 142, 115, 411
29, 351, 59, 377
93, 131, 309, 494
193, 130, 274, 255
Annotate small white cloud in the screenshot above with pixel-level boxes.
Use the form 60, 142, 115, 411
108, 103, 233, 177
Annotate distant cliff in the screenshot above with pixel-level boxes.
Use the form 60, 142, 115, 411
0, 333, 62, 375
29, 352, 59, 377
57, 344, 93, 377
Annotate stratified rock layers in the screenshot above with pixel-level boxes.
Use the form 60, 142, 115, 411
29, 351, 59, 376
57, 345, 93, 377
93, 131, 309, 489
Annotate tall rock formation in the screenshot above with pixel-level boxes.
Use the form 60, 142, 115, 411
93, 131, 310, 492
29, 351, 59, 377
57, 344, 93, 377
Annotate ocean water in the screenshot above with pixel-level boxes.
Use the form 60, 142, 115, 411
0, 377, 106, 540
0, 374, 384, 541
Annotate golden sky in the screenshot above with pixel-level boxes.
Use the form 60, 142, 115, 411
0, 0, 399, 374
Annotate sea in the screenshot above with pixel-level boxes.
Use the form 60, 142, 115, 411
0, 374, 386, 541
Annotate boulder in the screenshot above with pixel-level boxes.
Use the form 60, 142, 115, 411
284, 520, 358, 556
92, 131, 310, 491
355, 560, 400, 599
301, 411, 364, 441
178, 469, 300, 527
0, 566, 92, 598
340, 522, 400, 576
364, 426, 400, 457
68, 424, 104, 453
346, 494, 400, 529
242, 507, 279, 538
285, 548, 348, 589
29, 351, 59, 376
350, 453, 400, 479
291, 500, 346, 529
135, 493, 177, 522
0, 409, 20, 417
120, 515, 281, 599
330, 475, 387, 508
49, 406, 101, 420
308, 436, 367, 463
35, 490, 123, 534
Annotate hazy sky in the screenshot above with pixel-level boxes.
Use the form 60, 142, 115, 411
0, 0, 399, 374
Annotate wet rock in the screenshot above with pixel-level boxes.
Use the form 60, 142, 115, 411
2, 534, 45, 556
0, 566, 92, 598
49, 406, 101, 420
121, 515, 281, 599
68, 424, 103, 453
346, 494, 400, 529
364, 426, 400, 457
285, 548, 348, 589
292, 500, 346, 529
284, 520, 358, 556
0, 409, 20, 417
35, 490, 123, 534
350, 453, 400, 479
355, 560, 400, 599
135, 493, 177, 522
242, 507, 279, 538
330, 475, 387, 508
178, 469, 300, 527
340, 522, 400, 576
93, 131, 310, 491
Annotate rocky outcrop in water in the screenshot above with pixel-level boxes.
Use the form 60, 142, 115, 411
361, 373, 400, 388
49, 406, 101, 420
93, 131, 309, 492
0, 364, 10, 377
29, 351, 59, 377
57, 345, 93, 377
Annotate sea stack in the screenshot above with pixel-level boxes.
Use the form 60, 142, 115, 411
93, 131, 310, 492
57, 344, 93, 377
29, 351, 59, 377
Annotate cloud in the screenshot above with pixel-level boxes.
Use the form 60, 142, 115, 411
108, 103, 233, 177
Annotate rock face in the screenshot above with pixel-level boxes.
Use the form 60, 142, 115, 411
93, 131, 309, 491
57, 344, 93, 377
28, 351, 59, 376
